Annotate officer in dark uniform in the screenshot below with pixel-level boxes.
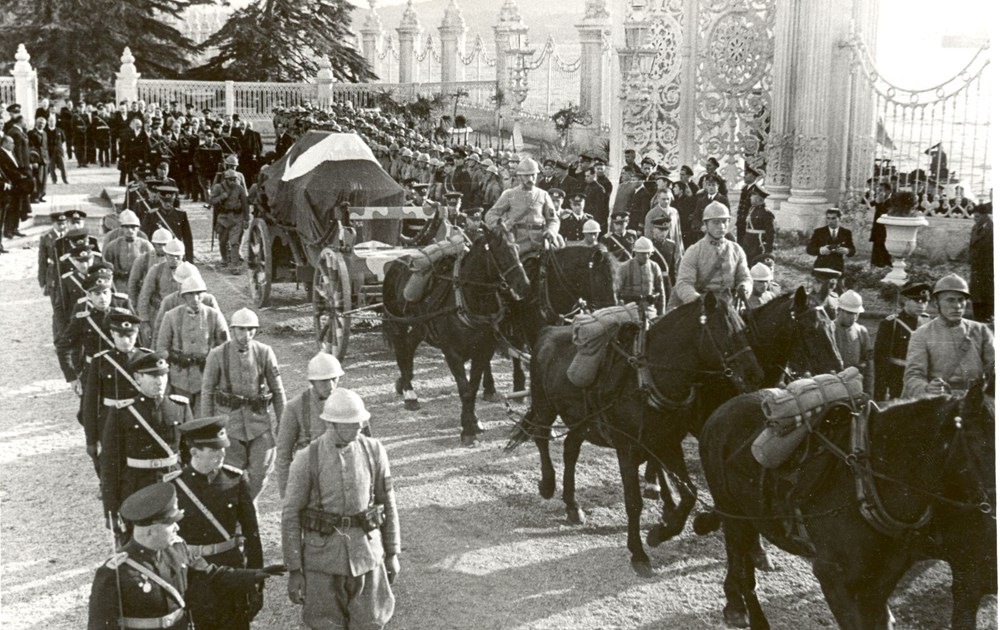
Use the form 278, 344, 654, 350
558, 192, 594, 242
873, 281, 932, 401
88, 482, 284, 630
141, 185, 194, 263
39, 210, 68, 336
166, 417, 265, 629
600, 211, 637, 262
54, 263, 130, 383
737, 182, 775, 264
83, 311, 142, 476
101, 350, 193, 541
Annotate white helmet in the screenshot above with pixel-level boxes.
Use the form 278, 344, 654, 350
230, 307, 259, 328
838, 290, 865, 314
180, 275, 207, 295
118, 209, 141, 227
515, 158, 540, 176
308, 352, 345, 380
400, 147, 413, 158
172, 261, 199, 283
702, 201, 731, 221
163, 239, 185, 256
749, 262, 773, 282
582, 219, 601, 234
152, 228, 173, 245
633, 236, 655, 253
320, 389, 371, 424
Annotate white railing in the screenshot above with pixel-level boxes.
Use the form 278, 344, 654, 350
136, 79, 227, 113
521, 36, 582, 118
233, 81, 316, 120
0, 77, 15, 106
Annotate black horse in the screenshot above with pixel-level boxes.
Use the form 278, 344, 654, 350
507, 293, 764, 576
383, 225, 530, 446
696, 374, 995, 629
484, 245, 620, 396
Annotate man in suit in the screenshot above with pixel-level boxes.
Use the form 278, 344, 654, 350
120, 117, 149, 186
806, 207, 856, 273
73, 105, 91, 167
0, 133, 32, 238
27, 117, 49, 203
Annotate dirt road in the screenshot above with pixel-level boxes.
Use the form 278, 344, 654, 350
0, 167, 994, 629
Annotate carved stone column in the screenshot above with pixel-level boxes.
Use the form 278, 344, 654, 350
396, 0, 421, 84
114, 47, 140, 106
360, 0, 384, 77
765, 0, 798, 204
12, 45, 37, 126
576, 0, 611, 127
439, 0, 467, 84
494, 0, 527, 95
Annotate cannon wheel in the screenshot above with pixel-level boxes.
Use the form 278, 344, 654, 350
313, 247, 351, 360
246, 218, 273, 308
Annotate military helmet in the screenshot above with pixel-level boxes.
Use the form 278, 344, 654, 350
514, 158, 540, 176
320, 389, 371, 424
932, 273, 970, 298
582, 219, 601, 234
180, 275, 207, 295
400, 147, 413, 158
308, 352, 345, 380
118, 209, 141, 227
633, 236, 655, 253
702, 201, 730, 221
224, 154, 239, 166
230, 307, 259, 328
172, 261, 199, 284
152, 227, 173, 244
749, 262, 773, 281
838, 289, 865, 314
163, 239, 185, 256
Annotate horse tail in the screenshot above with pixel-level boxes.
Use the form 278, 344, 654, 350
692, 511, 722, 535
504, 407, 537, 452
381, 260, 408, 353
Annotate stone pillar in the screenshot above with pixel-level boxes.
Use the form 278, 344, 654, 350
396, 0, 421, 84
316, 57, 334, 109
576, 0, 611, 127
115, 47, 140, 106
224, 80, 235, 118
765, 0, 798, 205
360, 0, 384, 79
494, 0, 528, 95
12, 44, 37, 127
439, 0, 467, 85
843, 0, 879, 194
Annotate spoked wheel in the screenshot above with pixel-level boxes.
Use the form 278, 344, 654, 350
313, 247, 351, 360
246, 218, 272, 307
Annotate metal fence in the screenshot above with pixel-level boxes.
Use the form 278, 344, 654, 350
0, 77, 15, 106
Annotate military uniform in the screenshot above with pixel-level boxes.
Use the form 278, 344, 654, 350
141, 205, 193, 263
873, 311, 930, 401
666, 236, 751, 314
157, 303, 230, 412
38, 226, 65, 297
127, 250, 164, 307
738, 203, 775, 264
83, 346, 140, 457
835, 322, 874, 395
208, 177, 249, 267
903, 317, 995, 398
558, 210, 593, 242
616, 258, 666, 318
104, 236, 154, 289
600, 230, 637, 262
55, 294, 133, 385
485, 186, 560, 256
275, 387, 328, 498
201, 341, 286, 498
153, 291, 221, 346
137, 260, 180, 331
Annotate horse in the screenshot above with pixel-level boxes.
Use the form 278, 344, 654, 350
506, 293, 764, 576
383, 224, 530, 446
483, 245, 620, 396
695, 373, 995, 629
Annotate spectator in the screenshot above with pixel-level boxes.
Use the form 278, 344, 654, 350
46, 114, 68, 185
27, 117, 48, 203
806, 207, 855, 273
869, 181, 892, 267
697, 157, 728, 197
687, 174, 728, 248
968, 200, 993, 322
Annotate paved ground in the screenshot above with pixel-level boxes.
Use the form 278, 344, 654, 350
0, 165, 994, 629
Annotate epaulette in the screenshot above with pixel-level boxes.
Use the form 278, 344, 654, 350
115, 398, 136, 409
885, 313, 896, 321
94, 349, 109, 358
114, 292, 128, 300
168, 394, 189, 405
60, 253, 72, 262
62, 270, 74, 278
75, 310, 91, 318
222, 464, 245, 476
103, 551, 129, 569
77, 296, 89, 303
163, 470, 182, 482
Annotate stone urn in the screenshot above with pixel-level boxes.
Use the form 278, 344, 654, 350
877, 214, 929, 285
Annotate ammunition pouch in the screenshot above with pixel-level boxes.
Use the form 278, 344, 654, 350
168, 352, 206, 369
301, 505, 385, 536
215, 391, 273, 413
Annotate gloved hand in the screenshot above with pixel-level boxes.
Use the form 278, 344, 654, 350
925, 378, 950, 396
255, 564, 287, 581
386, 554, 400, 584
287, 570, 305, 605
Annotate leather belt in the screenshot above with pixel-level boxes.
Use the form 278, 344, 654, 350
188, 538, 239, 556
888, 357, 906, 367
512, 222, 544, 229
119, 608, 184, 629
126, 455, 179, 469
746, 229, 764, 234
104, 398, 130, 407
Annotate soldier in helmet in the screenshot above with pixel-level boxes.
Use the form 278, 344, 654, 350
747, 262, 776, 309
128, 227, 172, 307
209, 166, 249, 273
157, 275, 230, 415
484, 157, 563, 256
141, 185, 193, 262
834, 290, 874, 396
581, 219, 602, 246
616, 236, 666, 319
138, 239, 185, 343
275, 352, 348, 498
201, 308, 286, 499
873, 281, 931, 401
904, 274, 995, 397
104, 209, 155, 288
153, 263, 222, 342
665, 201, 751, 314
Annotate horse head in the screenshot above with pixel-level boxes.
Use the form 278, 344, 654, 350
786, 286, 843, 378
477, 224, 530, 301
700, 292, 765, 394
948, 368, 997, 515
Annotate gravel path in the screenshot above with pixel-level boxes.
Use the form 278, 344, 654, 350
0, 166, 994, 629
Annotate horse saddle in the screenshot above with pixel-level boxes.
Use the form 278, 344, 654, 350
566, 304, 642, 388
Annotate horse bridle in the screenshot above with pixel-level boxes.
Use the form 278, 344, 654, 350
482, 233, 525, 297
698, 308, 758, 394
745, 300, 832, 381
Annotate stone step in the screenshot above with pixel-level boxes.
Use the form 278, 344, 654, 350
31, 192, 113, 230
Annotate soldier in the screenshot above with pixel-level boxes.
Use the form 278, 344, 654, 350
88, 482, 285, 630
601, 211, 637, 262
485, 158, 563, 257
128, 227, 172, 307
558, 192, 594, 243
39, 209, 68, 336
83, 311, 142, 478
548, 188, 566, 214
833, 290, 874, 395
738, 182, 775, 264
138, 239, 185, 342
647, 215, 681, 286
53, 240, 96, 335
616, 237, 665, 319
808, 266, 841, 320
687, 174, 729, 248
102, 209, 151, 251
208, 167, 249, 272
275, 353, 345, 498
103, 209, 154, 289
153, 262, 221, 342
903, 274, 995, 397
141, 185, 193, 262
581, 219, 601, 246
53, 214, 100, 265
157, 275, 230, 414
166, 417, 265, 630
666, 202, 751, 314
873, 281, 931, 401
100, 350, 193, 539
282, 389, 400, 630
118, 116, 149, 186
747, 262, 777, 309
201, 308, 286, 499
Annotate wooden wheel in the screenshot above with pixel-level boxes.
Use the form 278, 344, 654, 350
246, 218, 272, 308
313, 248, 351, 360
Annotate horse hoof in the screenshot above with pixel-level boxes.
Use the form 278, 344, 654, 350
642, 482, 661, 500
723, 606, 750, 628
404, 399, 421, 411
538, 478, 555, 500
460, 434, 478, 447
752, 549, 776, 572
566, 507, 586, 525
473, 421, 485, 434
482, 391, 502, 403
631, 560, 655, 579
394, 378, 403, 396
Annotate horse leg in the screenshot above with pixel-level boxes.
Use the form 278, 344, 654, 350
721, 520, 769, 629
481, 356, 501, 402
442, 351, 478, 446
393, 328, 421, 410
535, 418, 557, 499
647, 438, 696, 546
750, 535, 776, 572
469, 350, 492, 417
615, 444, 652, 577
512, 357, 527, 393
642, 460, 662, 499
813, 558, 866, 629
562, 429, 586, 525
951, 566, 985, 630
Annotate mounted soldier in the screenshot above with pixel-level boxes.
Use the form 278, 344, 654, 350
484, 158, 563, 257
616, 236, 666, 319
